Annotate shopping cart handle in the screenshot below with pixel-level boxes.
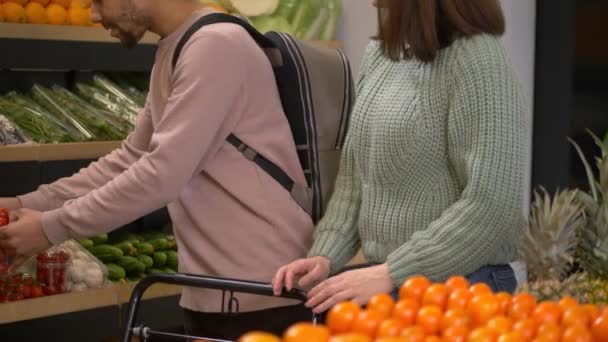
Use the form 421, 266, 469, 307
122, 273, 310, 342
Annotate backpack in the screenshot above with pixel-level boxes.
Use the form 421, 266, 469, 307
172, 13, 355, 224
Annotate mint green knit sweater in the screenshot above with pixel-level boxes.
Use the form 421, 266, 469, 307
308, 34, 528, 286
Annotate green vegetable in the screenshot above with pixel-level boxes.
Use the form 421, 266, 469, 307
149, 238, 169, 251
275, 0, 299, 22
78, 239, 94, 249
114, 241, 137, 256
319, 0, 341, 41
136, 254, 154, 271
221, 0, 279, 16
91, 234, 109, 245
162, 267, 177, 274
166, 251, 178, 270
135, 242, 155, 256
106, 263, 126, 281
293, 0, 329, 40
133, 261, 146, 275
148, 268, 165, 274
128, 274, 145, 282
88, 245, 123, 263
251, 15, 294, 34
153, 252, 167, 268
117, 256, 141, 273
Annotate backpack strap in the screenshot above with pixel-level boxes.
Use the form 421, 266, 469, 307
227, 134, 312, 216
172, 13, 276, 70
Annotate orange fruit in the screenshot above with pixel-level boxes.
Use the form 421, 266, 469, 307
468, 327, 499, 342
329, 333, 372, 342
562, 324, 593, 342
69, 0, 89, 8
393, 299, 420, 327
50, 0, 70, 8
440, 308, 470, 332
558, 296, 578, 310
467, 294, 500, 327
562, 305, 590, 328
424, 336, 441, 342
46, 3, 68, 24
30, 0, 50, 5
533, 301, 562, 325
445, 276, 469, 291
67, 5, 88, 25
591, 314, 608, 342
400, 326, 426, 341
238, 332, 281, 342
24, 2, 46, 24
497, 331, 525, 342
351, 310, 384, 338
400, 276, 431, 303
511, 293, 536, 308
327, 301, 362, 334
442, 325, 468, 342
508, 300, 535, 321
447, 288, 472, 311
495, 292, 512, 316
422, 283, 449, 310
415, 305, 442, 335
4, 0, 25, 5
469, 283, 492, 296
368, 293, 396, 319
1, 2, 25, 23
376, 318, 405, 338
283, 323, 330, 342
511, 318, 538, 341
536, 322, 562, 341
485, 316, 512, 335
582, 304, 602, 323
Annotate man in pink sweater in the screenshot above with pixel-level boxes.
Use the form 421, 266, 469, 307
0, 0, 314, 338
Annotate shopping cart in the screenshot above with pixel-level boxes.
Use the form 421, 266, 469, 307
122, 273, 317, 342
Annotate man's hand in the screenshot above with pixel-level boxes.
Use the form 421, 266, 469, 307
272, 256, 332, 295
0, 209, 51, 270
0, 198, 22, 211
305, 263, 395, 314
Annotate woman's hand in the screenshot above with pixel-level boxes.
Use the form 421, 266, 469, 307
305, 263, 395, 314
272, 256, 331, 295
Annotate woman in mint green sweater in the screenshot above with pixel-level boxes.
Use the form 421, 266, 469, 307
273, 0, 527, 313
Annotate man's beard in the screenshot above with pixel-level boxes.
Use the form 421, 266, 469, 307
117, 29, 145, 48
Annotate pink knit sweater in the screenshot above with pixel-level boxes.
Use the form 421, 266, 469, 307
19, 9, 314, 312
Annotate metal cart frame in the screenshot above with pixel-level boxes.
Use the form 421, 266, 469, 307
122, 273, 315, 342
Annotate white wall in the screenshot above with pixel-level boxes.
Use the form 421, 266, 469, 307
336, 0, 536, 207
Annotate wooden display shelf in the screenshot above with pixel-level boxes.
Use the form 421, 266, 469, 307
0, 141, 122, 162
0, 23, 159, 45
0, 282, 182, 324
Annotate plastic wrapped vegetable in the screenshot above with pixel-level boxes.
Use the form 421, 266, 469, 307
0, 95, 77, 143
319, 0, 341, 41
31, 85, 94, 140
76, 83, 138, 126
220, 0, 279, 17
51, 87, 127, 140
91, 75, 143, 117
0, 113, 29, 145
251, 15, 294, 34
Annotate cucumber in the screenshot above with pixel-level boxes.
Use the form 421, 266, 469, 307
162, 267, 177, 274
106, 263, 126, 281
166, 251, 178, 270
136, 255, 154, 271
88, 245, 123, 263
148, 268, 165, 274
117, 256, 140, 273
90, 234, 109, 245
153, 252, 167, 268
149, 238, 169, 251
114, 241, 137, 256
134, 242, 154, 256
78, 238, 94, 249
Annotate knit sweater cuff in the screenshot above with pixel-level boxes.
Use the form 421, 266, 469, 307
18, 191, 51, 212
308, 231, 359, 273
386, 250, 422, 287
41, 208, 70, 244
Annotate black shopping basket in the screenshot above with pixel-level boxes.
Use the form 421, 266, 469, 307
122, 273, 316, 342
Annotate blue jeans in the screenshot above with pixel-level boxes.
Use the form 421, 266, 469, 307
387, 264, 518, 300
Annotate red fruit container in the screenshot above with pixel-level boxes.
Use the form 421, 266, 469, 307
36, 247, 70, 295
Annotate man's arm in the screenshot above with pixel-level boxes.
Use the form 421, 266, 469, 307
16, 106, 152, 212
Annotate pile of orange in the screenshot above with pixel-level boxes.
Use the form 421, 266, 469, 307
238, 275, 608, 342
0, 0, 93, 26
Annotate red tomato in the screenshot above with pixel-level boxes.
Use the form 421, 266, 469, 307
30, 286, 44, 298
0, 208, 8, 218
20, 284, 32, 299
0, 217, 8, 226
42, 285, 59, 296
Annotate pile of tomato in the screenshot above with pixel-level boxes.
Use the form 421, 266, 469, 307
0, 273, 45, 303
238, 275, 608, 342
0, 208, 9, 276
36, 249, 70, 296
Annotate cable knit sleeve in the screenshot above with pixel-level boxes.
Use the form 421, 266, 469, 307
306, 42, 381, 271
385, 35, 527, 285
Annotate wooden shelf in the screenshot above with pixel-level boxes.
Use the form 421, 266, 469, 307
0, 23, 159, 45
0, 282, 181, 324
0, 141, 122, 162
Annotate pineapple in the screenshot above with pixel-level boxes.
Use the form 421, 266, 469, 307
517, 188, 585, 301
569, 131, 608, 304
